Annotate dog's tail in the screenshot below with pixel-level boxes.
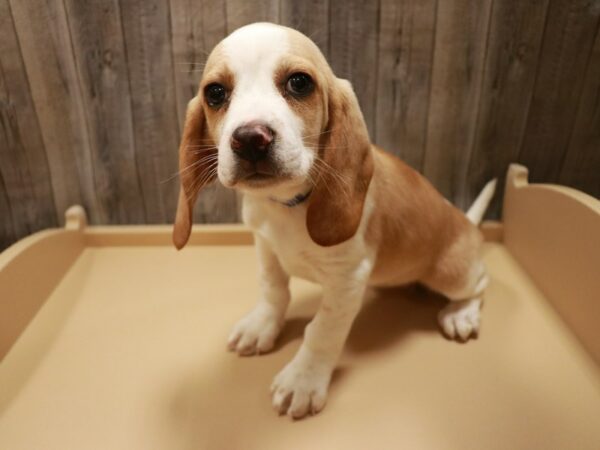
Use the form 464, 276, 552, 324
466, 179, 497, 225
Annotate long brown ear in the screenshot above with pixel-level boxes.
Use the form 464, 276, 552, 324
306, 79, 374, 246
173, 97, 217, 249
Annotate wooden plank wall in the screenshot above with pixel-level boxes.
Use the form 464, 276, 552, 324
1, 0, 599, 249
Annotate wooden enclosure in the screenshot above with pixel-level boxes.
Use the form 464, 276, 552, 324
1, 0, 599, 249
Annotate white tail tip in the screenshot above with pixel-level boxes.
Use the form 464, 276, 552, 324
466, 178, 498, 225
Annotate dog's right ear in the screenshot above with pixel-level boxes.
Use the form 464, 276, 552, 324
173, 97, 218, 249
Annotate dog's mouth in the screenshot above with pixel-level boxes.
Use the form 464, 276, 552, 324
230, 157, 289, 188
243, 172, 275, 181
233, 167, 284, 189
239, 171, 277, 187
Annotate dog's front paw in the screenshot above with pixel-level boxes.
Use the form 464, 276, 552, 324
438, 298, 482, 341
227, 305, 283, 355
270, 350, 333, 419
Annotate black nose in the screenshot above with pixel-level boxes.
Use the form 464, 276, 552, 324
231, 123, 274, 162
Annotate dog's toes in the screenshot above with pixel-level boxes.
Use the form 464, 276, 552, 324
236, 335, 260, 356
288, 391, 311, 419
439, 312, 457, 338
438, 298, 481, 341
310, 388, 327, 415
271, 354, 332, 419
455, 320, 473, 341
272, 388, 293, 415
227, 307, 282, 355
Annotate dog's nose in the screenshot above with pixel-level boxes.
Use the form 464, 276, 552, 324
230, 123, 274, 162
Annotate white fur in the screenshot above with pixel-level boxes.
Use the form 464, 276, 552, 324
466, 178, 498, 225
233, 176, 376, 418
217, 24, 314, 195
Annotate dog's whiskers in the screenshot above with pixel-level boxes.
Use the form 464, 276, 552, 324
161, 153, 219, 184
185, 161, 219, 202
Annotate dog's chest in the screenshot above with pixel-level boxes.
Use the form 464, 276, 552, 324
242, 199, 349, 283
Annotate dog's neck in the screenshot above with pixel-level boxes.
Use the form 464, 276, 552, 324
240, 180, 313, 209
269, 189, 312, 207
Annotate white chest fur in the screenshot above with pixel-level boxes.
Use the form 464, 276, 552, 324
242, 194, 375, 285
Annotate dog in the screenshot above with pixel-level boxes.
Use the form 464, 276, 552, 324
172, 23, 496, 419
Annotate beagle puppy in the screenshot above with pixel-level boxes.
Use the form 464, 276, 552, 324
173, 23, 496, 419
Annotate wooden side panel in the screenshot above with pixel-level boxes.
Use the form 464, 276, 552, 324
504, 164, 600, 365
518, 0, 600, 183
374, 0, 436, 171
0, 229, 83, 360
423, 0, 493, 207
0, 0, 57, 245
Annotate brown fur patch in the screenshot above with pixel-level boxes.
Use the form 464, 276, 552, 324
366, 147, 482, 293
305, 79, 374, 246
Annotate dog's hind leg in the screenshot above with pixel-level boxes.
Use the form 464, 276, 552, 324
421, 230, 489, 341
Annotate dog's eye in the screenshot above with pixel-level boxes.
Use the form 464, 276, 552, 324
286, 73, 314, 97
204, 83, 227, 107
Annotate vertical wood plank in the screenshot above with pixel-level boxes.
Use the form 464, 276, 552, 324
328, 0, 380, 136
1, 0, 599, 252
374, 0, 436, 171
119, 0, 180, 223
518, 0, 600, 184
279, 0, 330, 58
170, 0, 228, 128
225, 0, 280, 32
64, 0, 146, 224
170, 0, 238, 223
0, 0, 57, 248
423, 0, 493, 207
9, 0, 99, 223
559, 24, 600, 197
466, 0, 550, 218
0, 170, 16, 249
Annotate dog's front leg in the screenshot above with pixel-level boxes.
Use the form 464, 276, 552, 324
228, 235, 290, 355
271, 272, 368, 419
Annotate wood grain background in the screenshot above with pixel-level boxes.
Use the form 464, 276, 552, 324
1, 0, 599, 249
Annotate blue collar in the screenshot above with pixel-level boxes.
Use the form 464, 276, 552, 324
270, 189, 312, 207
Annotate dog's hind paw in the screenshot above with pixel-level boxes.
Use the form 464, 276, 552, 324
438, 298, 482, 341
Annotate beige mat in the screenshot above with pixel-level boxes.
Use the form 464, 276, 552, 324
1, 164, 599, 449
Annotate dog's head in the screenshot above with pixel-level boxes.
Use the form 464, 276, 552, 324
173, 23, 373, 249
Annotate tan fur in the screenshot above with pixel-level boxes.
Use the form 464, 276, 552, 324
366, 147, 483, 297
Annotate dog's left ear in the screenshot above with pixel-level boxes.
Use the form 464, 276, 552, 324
173, 96, 217, 250
306, 79, 374, 246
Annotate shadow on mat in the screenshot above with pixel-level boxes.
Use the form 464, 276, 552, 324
165, 285, 449, 450
272, 284, 446, 355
